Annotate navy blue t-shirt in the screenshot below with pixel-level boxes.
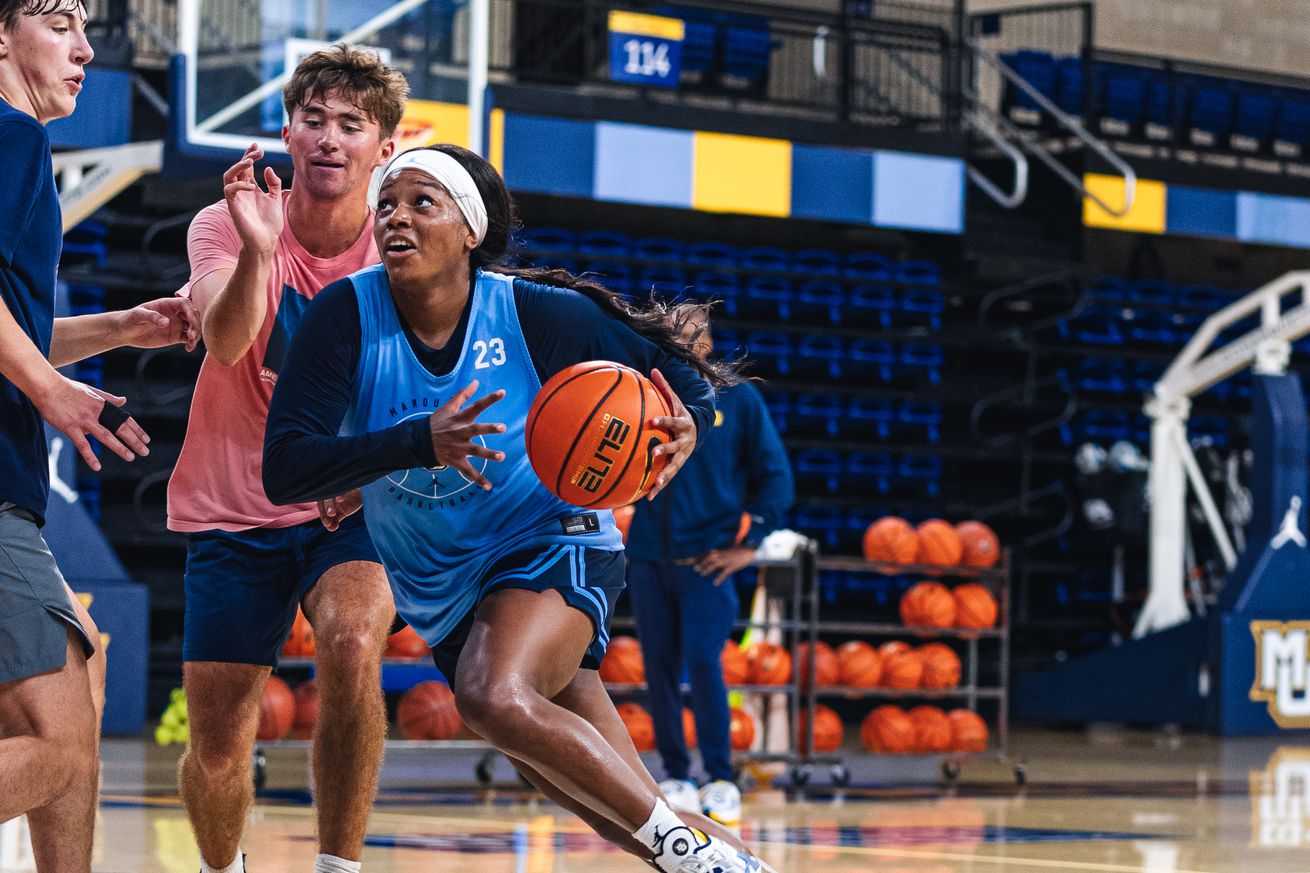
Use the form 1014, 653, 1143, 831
0, 103, 60, 522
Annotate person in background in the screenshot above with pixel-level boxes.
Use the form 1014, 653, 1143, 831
626, 317, 795, 829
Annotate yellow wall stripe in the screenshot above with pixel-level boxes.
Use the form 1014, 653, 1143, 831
1083, 173, 1166, 233
608, 10, 686, 41
692, 131, 791, 218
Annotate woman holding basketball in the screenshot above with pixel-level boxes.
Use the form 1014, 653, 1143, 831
263, 145, 767, 873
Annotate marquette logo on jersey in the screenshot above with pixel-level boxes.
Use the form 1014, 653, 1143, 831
572, 414, 630, 494
1250, 621, 1310, 728
1249, 747, 1310, 847
385, 403, 489, 511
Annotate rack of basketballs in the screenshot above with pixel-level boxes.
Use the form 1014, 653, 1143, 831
811, 514, 1023, 785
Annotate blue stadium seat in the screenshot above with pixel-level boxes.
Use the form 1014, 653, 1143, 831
1124, 310, 1178, 346
577, 230, 631, 259
794, 450, 843, 495
62, 222, 107, 268
897, 401, 942, 444
636, 267, 688, 297
792, 248, 841, 276
1059, 304, 1124, 346
1276, 96, 1310, 148
531, 255, 578, 273
895, 260, 941, 286
1100, 65, 1146, 127
686, 240, 740, 267
1087, 275, 1130, 303
632, 236, 686, 263
1131, 360, 1162, 394
845, 452, 894, 496
1074, 357, 1128, 395
792, 393, 844, 439
1187, 80, 1235, 138
762, 391, 791, 435
517, 226, 575, 251
1055, 56, 1085, 116
1002, 50, 1056, 114
846, 396, 894, 441
844, 506, 888, 554
721, 20, 773, 86
1235, 89, 1277, 145
900, 343, 943, 385
792, 280, 844, 326
736, 276, 794, 321
850, 284, 895, 330
845, 338, 894, 383
795, 505, 844, 551
744, 331, 792, 379
843, 251, 894, 281
1061, 409, 1134, 446
793, 334, 844, 382
1177, 284, 1228, 312
1190, 414, 1229, 448
740, 246, 791, 273
690, 271, 740, 314
712, 327, 740, 358
585, 261, 634, 295
896, 454, 941, 497
897, 288, 944, 331
1144, 74, 1174, 131
1126, 279, 1174, 308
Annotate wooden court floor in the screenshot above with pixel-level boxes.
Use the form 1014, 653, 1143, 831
2, 728, 1307, 872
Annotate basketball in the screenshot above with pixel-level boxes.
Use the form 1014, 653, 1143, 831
862, 516, 919, 570
882, 645, 923, 689
956, 520, 1000, 569
907, 705, 952, 752
386, 624, 429, 659
899, 581, 956, 628
292, 679, 318, 740
618, 702, 655, 751
860, 705, 915, 753
916, 519, 963, 568
683, 707, 697, 748
397, 681, 461, 740
799, 704, 844, 752
836, 640, 882, 687
947, 708, 989, 752
729, 706, 756, 751
953, 584, 999, 629
721, 640, 749, 684
256, 675, 295, 741
747, 641, 793, 685
525, 361, 673, 509
797, 640, 840, 689
598, 635, 645, 684
283, 608, 315, 659
917, 642, 962, 689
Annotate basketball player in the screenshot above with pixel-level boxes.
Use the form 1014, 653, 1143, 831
169, 46, 406, 873
263, 145, 770, 872
0, 3, 198, 870
627, 316, 794, 829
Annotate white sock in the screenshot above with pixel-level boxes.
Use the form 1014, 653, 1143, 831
633, 797, 692, 848
314, 854, 361, 873
200, 853, 244, 873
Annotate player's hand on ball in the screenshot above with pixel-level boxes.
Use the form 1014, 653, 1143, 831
428, 380, 506, 491
695, 544, 757, 586
318, 489, 363, 531
645, 368, 696, 501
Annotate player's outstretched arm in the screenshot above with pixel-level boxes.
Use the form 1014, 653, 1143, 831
48, 297, 200, 367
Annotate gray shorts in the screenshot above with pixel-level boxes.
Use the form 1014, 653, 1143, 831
0, 502, 95, 685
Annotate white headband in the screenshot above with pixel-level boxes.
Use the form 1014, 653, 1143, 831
370, 150, 488, 244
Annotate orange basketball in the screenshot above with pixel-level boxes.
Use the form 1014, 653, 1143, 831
799, 704, 844, 752
618, 702, 655, 751
729, 706, 756, 751
907, 705, 953, 753
292, 679, 318, 740
386, 624, 429, 659
899, 581, 956, 629
862, 517, 919, 571
860, 705, 915, 753
916, 519, 963, 569
947, 708, 989, 752
398, 681, 461, 740
721, 641, 749, 684
956, 521, 1000, 569
525, 361, 673, 509
953, 584, 999, 629
797, 641, 840, 689
599, 635, 645, 684
257, 675, 295, 741
682, 707, 697, 748
747, 641, 792, 685
882, 646, 923, 689
917, 642, 962, 689
283, 608, 315, 658
836, 640, 882, 687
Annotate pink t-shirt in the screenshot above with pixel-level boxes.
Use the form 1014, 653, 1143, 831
167, 192, 379, 532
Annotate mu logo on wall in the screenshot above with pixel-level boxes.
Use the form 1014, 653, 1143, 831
1251, 621, 1310, 728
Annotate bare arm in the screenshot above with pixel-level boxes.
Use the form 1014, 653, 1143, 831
48, 297, 200, 367
190, 144, 283, 367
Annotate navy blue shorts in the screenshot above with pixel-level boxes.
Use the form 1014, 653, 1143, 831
182, 513, 380, 666
431, 544, 625, 690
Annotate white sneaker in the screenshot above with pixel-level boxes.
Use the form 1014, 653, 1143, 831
699, 779, 742, 829
659, 777, 700, 813
649, 823, 763, 873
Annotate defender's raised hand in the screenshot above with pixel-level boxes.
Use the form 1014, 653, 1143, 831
223, 144, 284, 254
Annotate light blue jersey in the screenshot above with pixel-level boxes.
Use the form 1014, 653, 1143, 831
340, 266, 622, 645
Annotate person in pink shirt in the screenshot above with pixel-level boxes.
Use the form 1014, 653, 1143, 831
168, 46, 407, 873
